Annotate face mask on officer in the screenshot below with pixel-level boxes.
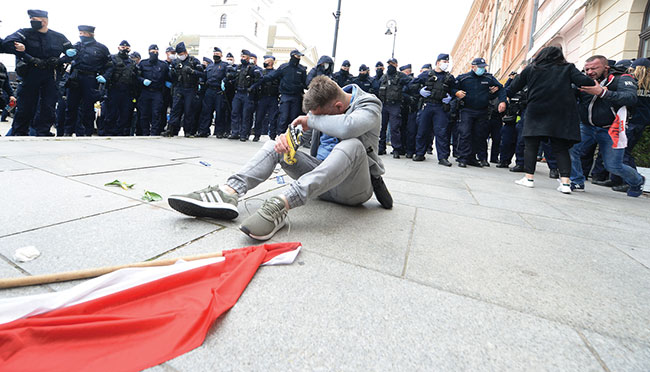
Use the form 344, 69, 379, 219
30, 20, 43, 30
149, 51, 159, 61
387, 65, 397, 74
178, 54, 188, 61
241, 57, 249, 64
322, 63, 330, 70
119, 48, 130, 57
439, 62, 449, 71
474, 67, 486, 76
213, 54, 221, 63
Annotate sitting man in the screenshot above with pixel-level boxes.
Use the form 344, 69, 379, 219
168, 76, 392, 240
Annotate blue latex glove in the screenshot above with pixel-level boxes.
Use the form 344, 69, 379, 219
66, 49, 77, 57
96, 75, 106, 84
419, 87, 431, 98
220, 81, 226, 91
165, 81, 172, 88
143, 79, 152, 87
442, 94, 452, 104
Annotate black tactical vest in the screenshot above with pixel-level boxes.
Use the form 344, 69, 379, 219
110, 55, 137, 88
379, 72, 403, 103
423, 71, 453, 103
237, 64, 255, 89
260, 69, 279, 97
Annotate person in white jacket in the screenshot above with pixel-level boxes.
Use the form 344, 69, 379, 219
168, 76, 392, 241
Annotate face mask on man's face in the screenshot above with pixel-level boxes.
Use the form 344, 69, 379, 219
475, 67, 486, 76
30, 20, 43, 30
178, 54, 188, 61
439, 62, 449, 71
322, 63, 330, 70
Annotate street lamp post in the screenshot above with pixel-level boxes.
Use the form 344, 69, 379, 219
332, 0, 342, 58
385, 20, 397, 59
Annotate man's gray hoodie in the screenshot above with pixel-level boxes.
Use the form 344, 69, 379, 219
307, 85, 385, 177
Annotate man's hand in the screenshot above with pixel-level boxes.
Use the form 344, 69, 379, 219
291, 115, 309, 132
489, 86, 499, 94
498, 102, 506, 113
9, 96, 16, 103
274, 133, 290, 154
578, 80, 605, 96
14, 42, 25, 52
455, 90, 466, 99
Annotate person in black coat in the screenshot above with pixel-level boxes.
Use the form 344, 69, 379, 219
507, 46, 594, 193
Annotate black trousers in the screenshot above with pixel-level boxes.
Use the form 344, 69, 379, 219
524, 136, 572, 177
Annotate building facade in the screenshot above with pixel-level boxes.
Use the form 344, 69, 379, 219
452, 0, 650, 80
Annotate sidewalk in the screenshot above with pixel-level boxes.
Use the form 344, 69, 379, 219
0, 132, 648, 371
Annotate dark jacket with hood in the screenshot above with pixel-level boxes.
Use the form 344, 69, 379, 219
576, 68, 638, 128
307, 55, 334, 86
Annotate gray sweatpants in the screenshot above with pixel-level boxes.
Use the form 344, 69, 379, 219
226, 138, 373, 209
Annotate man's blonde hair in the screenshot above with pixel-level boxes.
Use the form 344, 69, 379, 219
302, 76, 345, 113
634, 66, 649, 91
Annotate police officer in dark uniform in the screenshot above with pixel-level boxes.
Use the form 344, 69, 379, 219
399, 64, 419, 158
453, 57, 506, 167
498, 72, 526, 168
2, 10, 73, 136
377, 58, 411, 157
251, 49, 307, 136
306, 55, 334, 86
352, 64, 373, 92
0, 59, 16, 124
372, 61, 384, 95
103, 40, 138, 136
159, 46, 175, 131
197, 47, 229, 137
136, 44, 169, 136
252, 55, 280, 141
225, 49, 260, 141
62, 25, 110, 136
165, 42, 203, 137
332, 60, 353, 87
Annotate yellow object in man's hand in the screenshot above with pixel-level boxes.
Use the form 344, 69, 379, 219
283, 125, 303, 165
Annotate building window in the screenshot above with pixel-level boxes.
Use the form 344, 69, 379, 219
220, 14, 227, 29
254, 22, 258, 36
640, 1, 650, 57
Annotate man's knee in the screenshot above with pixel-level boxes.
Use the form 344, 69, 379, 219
333, 138, 365, 159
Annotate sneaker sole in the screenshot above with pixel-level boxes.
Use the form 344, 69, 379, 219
515, 180, 534, 188
239, 220, 287, 241
168, 196, 239, 220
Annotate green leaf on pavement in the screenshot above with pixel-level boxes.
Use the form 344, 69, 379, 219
142, 191, 163, 202
104, 180, 135, 190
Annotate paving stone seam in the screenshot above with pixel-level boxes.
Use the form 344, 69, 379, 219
0, 204, 141, 239
146, 227, 227, 262
576, 329, 613, 372
0, 251, 33, 277
463, 180, 481, 205
400, 207, 418, 278
605, 241, 650, 271
63, 162, 184, 178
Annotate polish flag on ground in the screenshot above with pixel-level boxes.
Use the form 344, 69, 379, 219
0, 242, 302, 372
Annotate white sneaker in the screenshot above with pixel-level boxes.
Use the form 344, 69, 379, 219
556, 180, 572, 194
515, 177, 534, 188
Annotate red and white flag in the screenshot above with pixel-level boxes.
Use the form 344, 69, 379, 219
608, 106, 628, 149
0, 242, 301, 372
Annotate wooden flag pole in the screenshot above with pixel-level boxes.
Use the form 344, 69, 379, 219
0, 252, 224, 290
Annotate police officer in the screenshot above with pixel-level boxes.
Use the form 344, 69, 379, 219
372, 61, 384, 95
103, 40, 138, 136
137, 44, 169, 136
399, 64, 418, 158
352, 64, 373, 93
165, 42, 203, 137
251, 49, 307, 136
2, 10, 73, 136
377, 58, 411, 157
226, 49, 261, 141
307, 55, 334, 85
333, 60, 353, 87
453, 57, 506, 167
159, 46, 176, 131
252, 55, 280, 141
197, 47, 229, 137
0, 59, 15, 124
498, 72, 525, 168
62, 25, 110, 136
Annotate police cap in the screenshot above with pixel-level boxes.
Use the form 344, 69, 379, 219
226, 52, 234, 58
263, 55, 276, 61
203, 57, 212, 64
399, 64, 411, 71
359, 64, 369, 71
175, 42, 187, 54
119, 40, 130, 47
614, 59, 632, 69
631, 58, 650, 68
241, 49, 251, 56
214, 47, 222, 53
290, 49, 304, 57
342, 60, 351, 67
422, 63, 432, 69
375, 61, 384, 67
436, 53, 450, 62
149, 44, 159, 51
250, 53, 257, 59
27, 10, 48, 18
130, 51, 141, 59
386, 58, 398, 65
78, 25, 96, 33
471, 57, 488, 67
165, 46, 175, 53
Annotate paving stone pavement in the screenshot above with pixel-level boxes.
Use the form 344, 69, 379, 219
0, 134, 648, 371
